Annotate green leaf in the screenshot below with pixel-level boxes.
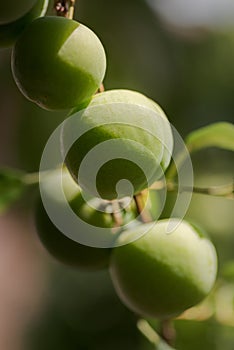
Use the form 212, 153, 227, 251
0, 168, 26, 213
221, 261, 234, 282
185, 122, 234, 153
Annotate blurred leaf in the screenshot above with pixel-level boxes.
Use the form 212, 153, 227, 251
0, 168, 26, 213
185, 122, 234, 153
174, 319, 216, 350
221, 261, 234, 282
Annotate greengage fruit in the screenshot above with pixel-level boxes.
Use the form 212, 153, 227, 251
35, 168, 112, 269
36, 199, 111, 270
0, 0, 37, 24
62, 89, 173, 200
110, 219, 217, 319
11, 16, 106, 110
35, 167, 139, 267
0, 0, 48, 48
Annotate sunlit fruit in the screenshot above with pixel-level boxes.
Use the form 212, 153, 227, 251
110, 219, 217, 319
11, 16, 106, 110
62, 89, 173, 200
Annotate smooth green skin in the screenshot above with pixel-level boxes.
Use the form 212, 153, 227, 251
63, 89, 173, 200
36, 168, 112, 269
36, 198, 111, 270
0, 0, 48, 48
36, 167, 139, 268
0, 0, 36, 24
82, 89, 174, 171
110, 219, 217, 319
11, 16, 106, 110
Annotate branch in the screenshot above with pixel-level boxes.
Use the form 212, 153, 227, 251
149, 180, 234, 199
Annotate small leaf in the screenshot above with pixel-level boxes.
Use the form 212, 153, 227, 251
0, 168, 26, 213
185, 122, 234, 153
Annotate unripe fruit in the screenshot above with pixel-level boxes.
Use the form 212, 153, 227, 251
0, 0, 48, 48
110, 219, 217, 319
36, 199, 112, 270
11, 16, 106, 110
62, 89, 173, 200
35, 168, 112, 269
0, 0, 37, 24
35, 167, 140, 268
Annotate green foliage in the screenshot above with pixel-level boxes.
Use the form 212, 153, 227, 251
0, 168, 26, 213
186, 122, 234, 153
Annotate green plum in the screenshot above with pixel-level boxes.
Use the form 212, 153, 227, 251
35, 167, 112, 269
36, 199, 112, 270
11, 16, 106, 110
0, 0, 37, 24
35, 167, 138, 268
0, 0, 48, 48
62, 89, 173, 200
110, 219, 217, 319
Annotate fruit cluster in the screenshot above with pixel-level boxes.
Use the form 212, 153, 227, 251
2, 1, 217, 321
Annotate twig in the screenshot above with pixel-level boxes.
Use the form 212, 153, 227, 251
167, 181, 234, 199
137, 319, 161, 346
149, 180, 234, 199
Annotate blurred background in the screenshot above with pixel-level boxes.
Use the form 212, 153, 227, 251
0, 0, 234, 349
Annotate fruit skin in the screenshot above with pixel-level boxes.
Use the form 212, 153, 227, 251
0, 0, 37, 24
35, 168, 112, 269
36, 199, 111, 270
62, 89, 173, 200
110, 219, 217, 319
11, 16, 106, 110
0, 0, 48, 48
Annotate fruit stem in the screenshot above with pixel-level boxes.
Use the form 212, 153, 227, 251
97, 83, 105, 93
67, 0, 76, 19
134, 192, 152, 223
111, 200, 123, 228
160, 319, 176, 346
54, 0, 76, 19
